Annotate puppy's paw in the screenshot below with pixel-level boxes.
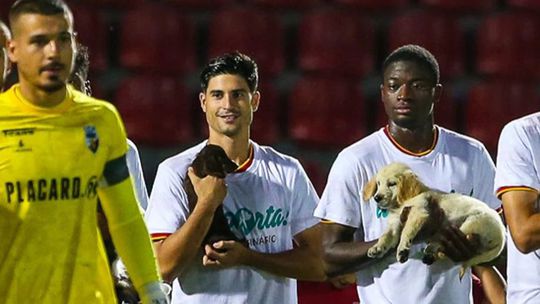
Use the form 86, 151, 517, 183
397, 249, 409, 263
367, 246, 387, 258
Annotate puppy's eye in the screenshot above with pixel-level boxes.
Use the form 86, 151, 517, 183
388, 181, 397, 187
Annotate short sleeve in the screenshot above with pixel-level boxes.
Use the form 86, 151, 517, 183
314, 150, 364, 228
126, 140, 149, 210
289, 160, 320, 236
103, 103, 128, 161
145, 163, 189, 239
472, 144, 500, 210
495, 121, 540, 195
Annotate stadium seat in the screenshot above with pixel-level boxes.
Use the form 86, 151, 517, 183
207, 8, 285, 76
119, 3, 197, 74
70, 4, 109, 72
387, 10, 465, 79
375, 84, 459, 131
250, 82, 282, 145
289, 76, 366, 148
246, 0, 322, 9
418, 0, 496, 11
476, 12, 540, 79
508, 0, 540, 10
297, 9, 375, 77
332, 0, 409, 10
297, 159, 329, 195
465, 80, 540, 154
163, 0, 236, 9
73, 0, 142, 8
114, 74, 195, 146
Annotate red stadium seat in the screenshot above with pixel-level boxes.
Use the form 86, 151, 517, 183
70, 5, 109, 72
332, 0, 409, 10
114, 74, 195, 146
465, 80, 540, 154
418, 0, 496, 11
298, 159, 329, 196
476, 12, 540, 79
375, 84, 459, 131
298, 9, 375, 77
387, 10, 465, 79
245, 0, 322, 9
119, 3, 197, 74
163, 0, 236, 9
508, 0, 540, 10
250, 82, 282, 145
289, 76, 366, 148
207, 8, 285, 76
73, 0, 142, 8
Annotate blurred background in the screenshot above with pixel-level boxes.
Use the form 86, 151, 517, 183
3, 0, 540, 195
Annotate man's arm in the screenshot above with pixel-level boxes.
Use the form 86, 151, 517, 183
153, 168, 227, 282
472, 265, 506, 304
98, 174, 167, 303
501, 189, 540, 253
203, 224, 326, 281
320, 222, 378, 277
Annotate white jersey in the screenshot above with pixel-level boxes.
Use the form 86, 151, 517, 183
314, 126, 499, 304
145, 141, 319, 304
127, 139, 149, 209
494, 112, 540, 303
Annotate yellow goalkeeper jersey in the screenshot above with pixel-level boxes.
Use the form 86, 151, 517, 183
0, 85, 126, 303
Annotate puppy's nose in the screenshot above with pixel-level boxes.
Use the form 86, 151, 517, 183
374, 194, 383, 202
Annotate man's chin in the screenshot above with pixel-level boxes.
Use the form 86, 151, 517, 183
38, 81, 66, 93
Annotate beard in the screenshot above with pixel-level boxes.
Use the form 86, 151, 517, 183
38, 77, 66, 93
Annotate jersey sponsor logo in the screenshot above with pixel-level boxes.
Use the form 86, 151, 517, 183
84, 125, 99, 153
2, 128, 35, 137
225, 205, 289, 236
4, 176, 99, 203
15, 139, 32, 152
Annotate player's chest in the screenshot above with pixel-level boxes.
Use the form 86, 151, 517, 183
0, 123, 108, 175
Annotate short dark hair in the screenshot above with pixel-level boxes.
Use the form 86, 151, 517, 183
9, 0, 72, 30
200, 52, 258, 93
382, 44, 440, 84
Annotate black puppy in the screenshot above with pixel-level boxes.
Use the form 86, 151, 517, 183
184, 144, 244, 246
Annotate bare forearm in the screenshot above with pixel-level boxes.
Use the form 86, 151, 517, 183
156, 205, 215, 281
473, 265, 506, 304
243, 246, 326, 281
511, 213, 540, 253
323, 240, 378, 277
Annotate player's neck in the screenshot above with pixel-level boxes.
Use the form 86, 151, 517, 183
387, 121, 436, 154
207, 133, 251, 166
18, 81, 67, 108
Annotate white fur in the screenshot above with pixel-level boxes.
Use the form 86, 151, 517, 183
363, 163, 505, 269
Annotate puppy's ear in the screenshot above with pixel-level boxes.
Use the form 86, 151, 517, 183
397, 172, 424, 204
362, 177, 377, 202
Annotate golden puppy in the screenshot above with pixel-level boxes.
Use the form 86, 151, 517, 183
363, 163, 505, 275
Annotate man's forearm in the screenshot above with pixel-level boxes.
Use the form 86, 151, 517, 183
323, 240, 379, 277
156, 204, 216, 282
242, 246, 326, 281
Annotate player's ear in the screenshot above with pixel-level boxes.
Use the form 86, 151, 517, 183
199, 92, 207, 113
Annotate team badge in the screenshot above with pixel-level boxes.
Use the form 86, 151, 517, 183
84, 125, 99, 153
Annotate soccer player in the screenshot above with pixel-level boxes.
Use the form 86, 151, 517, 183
144, 51, 325, 303
495, 112, 540, 303
0, 1, 167, 303
0, 20, 11, 91
314, 45, 506, 303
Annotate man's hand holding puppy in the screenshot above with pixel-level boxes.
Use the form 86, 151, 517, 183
187, 167, 228, 215
203, 240, 249, 267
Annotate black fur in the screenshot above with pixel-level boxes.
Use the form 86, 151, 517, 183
184, 144, 244, 246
